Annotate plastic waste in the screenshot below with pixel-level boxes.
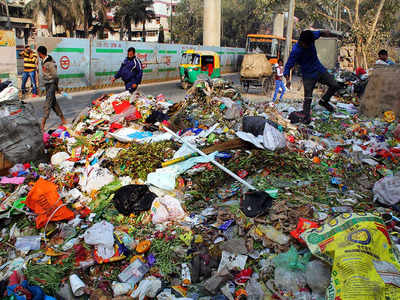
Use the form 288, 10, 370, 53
373, 175, 400, 206
69, 274, 86, 297
293, 289, 312, 300
273, 246, 311, 295
113, 184, 156, 216
257, 225, 289, 245
151, 195, 185, 224
305, 260, 331, 300
15, 235, 41, 252
112, 281, 134, 296
131, 276, 162, 300
302, 212, 400, 300
79, 166, 115, 194
84, 221, 115, 260
246, 273, 264, 300
62, 92, 72, 100
50, 152, 70, 166
217, 251, 248, 273
118, 258, 149, 284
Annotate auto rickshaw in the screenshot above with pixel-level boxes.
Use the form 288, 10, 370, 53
179, 50, 221, 89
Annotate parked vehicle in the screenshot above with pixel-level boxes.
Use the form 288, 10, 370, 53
179, 50, 221, 89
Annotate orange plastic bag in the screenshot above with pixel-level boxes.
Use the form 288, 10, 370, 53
25, 178, 75, 228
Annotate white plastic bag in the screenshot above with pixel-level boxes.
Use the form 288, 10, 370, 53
84, 221, 114, 259
79, 167, 114, 193
0, 86, 18, 103
151, 195, 185, 224
131, 276, 162, 300
262, 122, 286, 151
373, 176, 400, 206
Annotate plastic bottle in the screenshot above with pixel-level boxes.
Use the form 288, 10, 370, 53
257, 225, 289, 245
62, 92, 72, 100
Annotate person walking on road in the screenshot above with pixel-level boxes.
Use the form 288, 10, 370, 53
37, 46, 66, 131
19, 45, 38, 97
284, 30, 342, 124
111, 47, 143, 94
272, 58, 286, 103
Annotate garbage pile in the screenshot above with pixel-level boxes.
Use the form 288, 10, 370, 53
0, 78, 400, 300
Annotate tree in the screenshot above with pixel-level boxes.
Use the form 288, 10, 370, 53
91, 0, 114, 39
294, 0, 400, 68
26, 0, 71, 36
171, 0, 279, 47
171, 0, 203, 45
158, 25, 165, 43
113, 0, 155, 42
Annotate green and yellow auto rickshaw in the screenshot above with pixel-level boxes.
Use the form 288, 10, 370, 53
179, 50, 221, 89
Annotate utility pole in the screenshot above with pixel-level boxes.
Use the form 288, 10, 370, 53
3, 0, 11, 30
170, 0, 173, 43
284, 0, 295, 63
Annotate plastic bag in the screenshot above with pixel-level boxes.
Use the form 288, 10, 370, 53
0, 86, 18, 102
25, 178, 75, 229
113, 184, 156, 216
0, 100, 44, 163
79, 167, 115, 194
373, 176, 400, 206
273, 246, 310, 295
50, 152, 70, 166
262, 122, 286, 151
130, 276, 161, 300
151, 195, 185, 224
305, 260, 331, 300
302, 212, 400, 300
15, 235, 41, 252
246, 273, 264, 300
84, 221, 114, 260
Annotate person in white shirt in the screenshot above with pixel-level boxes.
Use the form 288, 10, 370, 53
272, 58, 286, 102
376, 49, 395, 66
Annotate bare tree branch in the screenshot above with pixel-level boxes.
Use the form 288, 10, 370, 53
315, 9, 352, 27
366, 0, 385, 46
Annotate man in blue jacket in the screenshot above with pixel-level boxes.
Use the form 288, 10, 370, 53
284, 30, 341, 124
111, 47, 143, 93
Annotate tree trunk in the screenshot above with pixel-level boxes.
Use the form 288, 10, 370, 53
84, 17, 88, 38
366, 0, 386, 47
142, 21, 146, 42
128, 26, 132, 41
48, 5, 53, 36
66, 29, 71, 37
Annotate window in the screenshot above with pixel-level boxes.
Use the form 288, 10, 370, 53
147, 31, 157, 37
133, 31, 142, 38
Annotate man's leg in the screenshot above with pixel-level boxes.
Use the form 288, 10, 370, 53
29, 71, 38, 95
41, 84, 51, 130
318, 72, 340, 112
290, 77, 316, 124
21, 72, 28, 94
49, 83, 66, 125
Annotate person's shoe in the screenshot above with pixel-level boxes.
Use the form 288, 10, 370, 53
289, 111, 311, 125
319, 99, 335, 113
31, 94, 37, 98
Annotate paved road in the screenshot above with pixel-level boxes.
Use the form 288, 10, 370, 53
28, 73, 240, 129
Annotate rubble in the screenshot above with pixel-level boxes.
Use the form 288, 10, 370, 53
0, 77, 400, 299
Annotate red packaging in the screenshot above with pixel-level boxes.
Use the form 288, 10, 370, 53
290, 218, 319, 244
112, 101, 131, 114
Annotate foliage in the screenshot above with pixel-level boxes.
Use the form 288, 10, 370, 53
114, 0, 155, 41
294, 0, 400, 67
171, 0, 203, 45
172, 0, 280, 47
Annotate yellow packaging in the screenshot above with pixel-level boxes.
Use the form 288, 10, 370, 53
302, 212, 400, 300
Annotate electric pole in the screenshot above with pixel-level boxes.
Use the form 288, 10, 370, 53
3, 0, 11, 30
284, 0, 295, 63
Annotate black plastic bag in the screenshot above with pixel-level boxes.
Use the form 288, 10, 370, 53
113, 184, 156, 216
240, 191, 273, 217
